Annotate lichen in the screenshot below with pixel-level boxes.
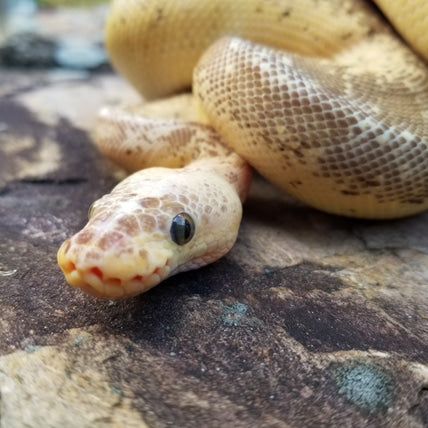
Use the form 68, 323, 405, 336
333, 361, 394, 413
221, 302, 261, 327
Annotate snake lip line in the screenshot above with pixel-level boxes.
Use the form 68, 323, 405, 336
60, 258, 173, 299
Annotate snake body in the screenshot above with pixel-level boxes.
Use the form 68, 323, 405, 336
58, 0, 428, 299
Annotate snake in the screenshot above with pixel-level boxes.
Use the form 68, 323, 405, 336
57, 0, 428, 299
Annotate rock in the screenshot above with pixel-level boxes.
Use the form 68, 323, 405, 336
0, 2, 109, 70
53, 36, 108, 70
0, 65, 427, 428
0, 329, 148, 428
0, 5, 427, 424
0, 32, 56, 67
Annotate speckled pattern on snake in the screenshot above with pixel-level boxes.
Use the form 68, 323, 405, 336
57, 0, 428, 299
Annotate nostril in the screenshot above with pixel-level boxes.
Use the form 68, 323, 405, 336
132, 275, 143, 281
90, 267, 103, 279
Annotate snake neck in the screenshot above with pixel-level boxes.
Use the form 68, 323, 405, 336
184, 155, 252, 203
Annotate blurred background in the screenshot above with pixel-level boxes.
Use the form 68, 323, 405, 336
0, 0, 110, 71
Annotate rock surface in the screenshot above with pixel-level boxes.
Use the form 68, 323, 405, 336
0, 66, 427, 428
0, 7, 427, 427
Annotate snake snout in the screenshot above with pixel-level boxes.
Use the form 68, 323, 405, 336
57, 238, 172, 299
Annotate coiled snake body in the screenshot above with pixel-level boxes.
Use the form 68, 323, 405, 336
58, 0, 428, 299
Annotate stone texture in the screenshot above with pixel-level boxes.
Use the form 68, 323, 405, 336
0, 68, 427, 427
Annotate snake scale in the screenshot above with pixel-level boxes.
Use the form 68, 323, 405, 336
58, 0, 428, 299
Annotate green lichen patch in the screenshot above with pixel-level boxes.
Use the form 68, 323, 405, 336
221, 301, 261, 327
333, 361, 394, 414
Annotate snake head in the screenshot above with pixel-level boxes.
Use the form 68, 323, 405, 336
57, 167, 242, 299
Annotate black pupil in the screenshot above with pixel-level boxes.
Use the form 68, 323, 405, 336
170, 213, 194, 245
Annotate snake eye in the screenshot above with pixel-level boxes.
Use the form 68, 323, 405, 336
170, 212, 195, 245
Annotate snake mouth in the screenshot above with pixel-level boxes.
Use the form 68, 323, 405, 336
58, 244, 171, 299
59, 261, 167, 299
